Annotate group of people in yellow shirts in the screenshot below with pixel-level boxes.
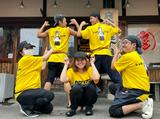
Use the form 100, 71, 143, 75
14, 13, 153, 119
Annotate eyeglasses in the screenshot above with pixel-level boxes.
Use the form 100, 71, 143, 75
122, 40, 131, 44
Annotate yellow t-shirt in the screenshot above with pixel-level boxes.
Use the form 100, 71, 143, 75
114, 51, 150, 101
48, 26, 70, 63
15, 55, 43, 99
81, 22, 119, 56
67, 67, 96, 86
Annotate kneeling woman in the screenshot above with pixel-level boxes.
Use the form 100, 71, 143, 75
60, 52, 100, 117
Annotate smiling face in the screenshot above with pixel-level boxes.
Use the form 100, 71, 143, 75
121, 39, 136, 53
75, 58, 87, 70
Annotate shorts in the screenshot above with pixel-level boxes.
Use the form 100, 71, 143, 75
46, 62, 64, 84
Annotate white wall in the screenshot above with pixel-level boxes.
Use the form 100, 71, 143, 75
128, 24, 160, 66
0, 0, 158, 17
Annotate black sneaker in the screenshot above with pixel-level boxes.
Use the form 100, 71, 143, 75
85, 107, 93, 116
66, 110, 76, 117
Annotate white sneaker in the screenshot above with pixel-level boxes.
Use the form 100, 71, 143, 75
18, 103, 39, 118
142, 98, 153, 119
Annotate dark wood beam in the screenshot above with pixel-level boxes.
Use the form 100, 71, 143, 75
103, 0, 115, 8
122, 0, 126, 16
40, 0, 47, 18
0, 16, 160, 27
119, 16, 160, 24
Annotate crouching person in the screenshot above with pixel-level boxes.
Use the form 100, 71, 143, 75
60, 52, 100, 117
109, 35, 153, 119
15, 41, 54, 117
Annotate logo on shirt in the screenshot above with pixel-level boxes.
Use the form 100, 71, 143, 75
135, 62, 143, 66
98, 27, 104, 41
75, 79, 90, 86
54, 31, 60, 45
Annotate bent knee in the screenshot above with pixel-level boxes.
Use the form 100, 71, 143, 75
109, 105, 124, 117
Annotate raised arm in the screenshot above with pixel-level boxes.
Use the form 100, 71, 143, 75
68, 19, 79, 36
70, 19, 79, 30
103, 18, 121, 33
37, 21, 50, 38
42, 48, 54, 61
77, 21, 88, 37
41, 48, 51, 70
60, 58, 70, 83
111, 44, 120, 70
90, 57, 100, 82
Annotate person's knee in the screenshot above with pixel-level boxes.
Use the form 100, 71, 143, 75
43, 103, 53, 114
35, 98, 48, 108
109, 105, 124, 117
85, 84, 97, 95
71, 84, 83, 94
47, 92, 54, 101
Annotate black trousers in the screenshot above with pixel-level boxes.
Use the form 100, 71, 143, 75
70, 83, 98, 110
17, 88, 54, 114
109, 88, 144, 117
94, 55, 121, 90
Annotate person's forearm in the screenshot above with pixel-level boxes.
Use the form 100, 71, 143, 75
37, 24, 45, 36
60, 64, 68, 83
37, 23, 48, 38
77, 24, 83, 37
42, 49, 53, 61
74, 22, 80, 30
42, 61, 47, 70
111, 52, 119, 70
91, 63, 100, 80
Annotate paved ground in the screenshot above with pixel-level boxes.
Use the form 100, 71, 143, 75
0, 91, 160, 119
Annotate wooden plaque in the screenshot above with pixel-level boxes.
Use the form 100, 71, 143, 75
100, 8, 118, 26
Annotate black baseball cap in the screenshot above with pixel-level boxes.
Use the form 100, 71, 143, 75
90, 13, 103, 22
74, 52, 87, 59
125, 35, 142, 54
54, 14, 65, 26
18, 41, 35, 51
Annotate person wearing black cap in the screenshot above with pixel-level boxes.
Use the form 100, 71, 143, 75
15, 41, 54, 117
60, 51, 100, 117
77, 12, 121, 92
109, 35, 153, 118
37, 14, 79, 91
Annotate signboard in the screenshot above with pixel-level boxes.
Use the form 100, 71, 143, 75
100, 8, 118, 26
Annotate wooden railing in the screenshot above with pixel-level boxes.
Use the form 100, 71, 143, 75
0, 58, 13, 74
148, 67, 160, 83
0, 63, 13, 74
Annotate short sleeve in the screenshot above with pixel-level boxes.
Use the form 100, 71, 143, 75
30, 56, 43, 71
114, 54, 131, 72
81, 27, 90, 40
